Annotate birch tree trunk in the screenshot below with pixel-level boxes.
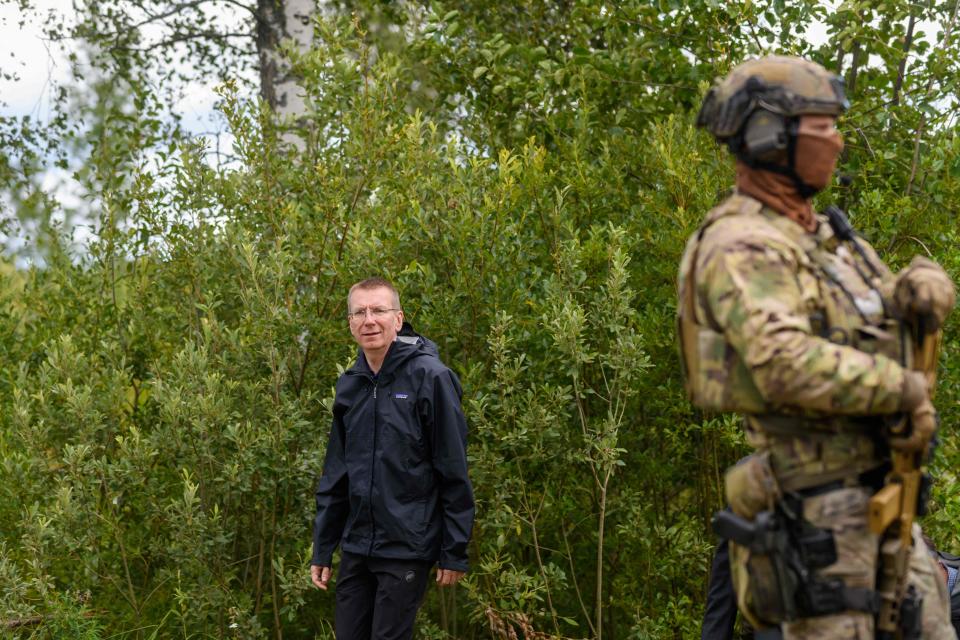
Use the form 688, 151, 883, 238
257, 0, 315, 145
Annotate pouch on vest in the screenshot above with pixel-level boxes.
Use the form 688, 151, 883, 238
682, 320, 770, 413
725, 452, 781, 520
716, 509, 799, 627
678, 237, 770, 414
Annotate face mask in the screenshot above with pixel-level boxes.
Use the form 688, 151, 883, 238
794, 120, 843, 191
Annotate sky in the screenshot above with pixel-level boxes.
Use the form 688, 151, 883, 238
0, 0, 237, 146
0, 0, 69, 121
0, 0, 242, 263
1, 0, 81, 260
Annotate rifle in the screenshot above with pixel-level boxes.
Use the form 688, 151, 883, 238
824, 204, 939, 638
869, 325, 941, 639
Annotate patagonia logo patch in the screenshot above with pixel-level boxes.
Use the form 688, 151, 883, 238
394, 393, 409, 399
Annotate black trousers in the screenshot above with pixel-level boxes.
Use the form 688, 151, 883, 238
702, 536, 737, 640
335, 551, 431, 640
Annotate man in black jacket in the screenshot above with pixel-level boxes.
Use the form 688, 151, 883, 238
310, 277, 474, 640
935, 550, 960, 637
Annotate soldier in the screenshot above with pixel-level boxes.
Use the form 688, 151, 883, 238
679, 56, 957, 638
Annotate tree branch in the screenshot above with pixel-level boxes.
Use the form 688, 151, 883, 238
846, 39, 862, 95
560, 515, 598, 637
892, 10, 917, 106
53, 0, 259, 44
128, 0, 237, 30
907, 0, 960, 194
111, 30, 254, 54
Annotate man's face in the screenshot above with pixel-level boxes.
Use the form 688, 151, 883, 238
348, 286, 403, 355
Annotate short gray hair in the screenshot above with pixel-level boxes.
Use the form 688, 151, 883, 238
347, 277, 401, 311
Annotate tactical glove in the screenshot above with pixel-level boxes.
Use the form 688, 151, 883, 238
888, 399, 938, 455
890, 370, 937, 454
892, 256, 956, 332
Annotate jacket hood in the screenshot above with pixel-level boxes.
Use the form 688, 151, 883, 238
349, 321, 439, 379
397, 321, 440, 357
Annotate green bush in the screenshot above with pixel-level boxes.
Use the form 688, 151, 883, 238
1, 3, 959, 638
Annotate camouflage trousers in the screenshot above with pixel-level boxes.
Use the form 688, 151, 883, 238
734, 486, 956, 639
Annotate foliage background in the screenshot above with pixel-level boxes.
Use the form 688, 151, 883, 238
1, 1, 960, 638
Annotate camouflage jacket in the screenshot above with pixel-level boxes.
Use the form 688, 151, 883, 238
678, 193, 911, 488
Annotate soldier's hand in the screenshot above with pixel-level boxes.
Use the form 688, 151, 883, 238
905, 398, 937, 454
890, 399, 938, 455
311, 565, 332, 590
436, 568, 465, 587
893, 256, 956, 332
890, 372, 938, 454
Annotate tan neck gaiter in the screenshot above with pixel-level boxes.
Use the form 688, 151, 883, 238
735, 161, 817, 233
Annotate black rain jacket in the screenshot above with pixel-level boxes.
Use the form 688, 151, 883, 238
312, 323, 474, 571
937, 550, 960, 637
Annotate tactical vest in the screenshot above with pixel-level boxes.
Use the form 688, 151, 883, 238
678, 194, 910, 489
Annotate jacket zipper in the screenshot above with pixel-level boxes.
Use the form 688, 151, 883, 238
367, 379, 378, 555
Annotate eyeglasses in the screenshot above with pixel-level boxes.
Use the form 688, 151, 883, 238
347, 307, 399, 322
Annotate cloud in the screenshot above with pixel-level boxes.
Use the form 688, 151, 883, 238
0, 0, 74, 119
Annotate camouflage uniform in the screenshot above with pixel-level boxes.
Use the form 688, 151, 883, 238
679, 193, 954, 638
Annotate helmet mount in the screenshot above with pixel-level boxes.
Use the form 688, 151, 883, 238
735, 112, 820, 198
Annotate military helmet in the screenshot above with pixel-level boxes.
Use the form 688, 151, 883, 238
697, 56, 848, 161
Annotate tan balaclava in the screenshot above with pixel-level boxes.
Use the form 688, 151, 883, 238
736, 115, 843, 233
